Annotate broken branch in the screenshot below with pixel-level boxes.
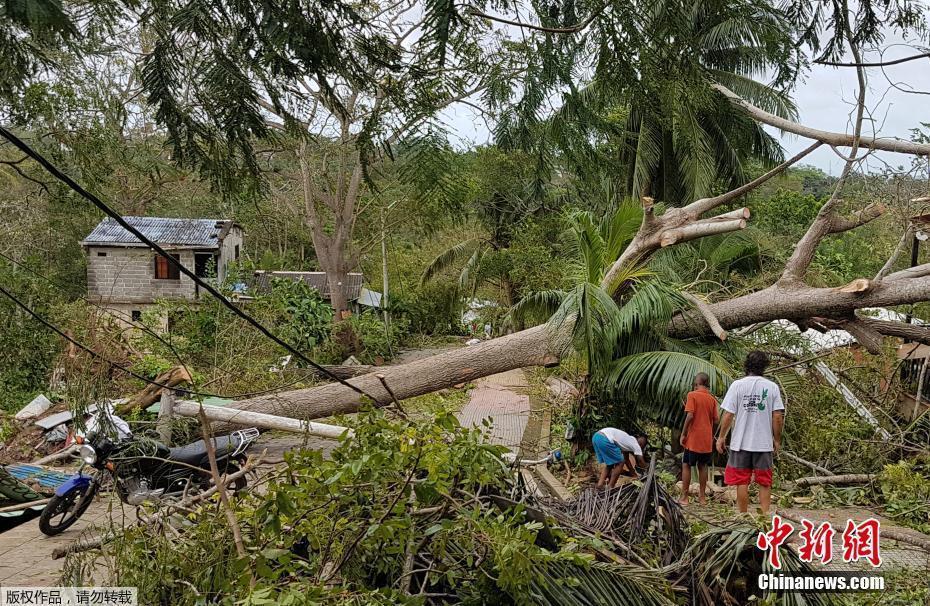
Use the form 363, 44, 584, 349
795, 473, 876, 487
714, 83, 930, 155
659, 218, 747, 247
682, 292, 727, 341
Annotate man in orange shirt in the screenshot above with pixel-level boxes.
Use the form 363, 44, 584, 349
679, 372, 719, 505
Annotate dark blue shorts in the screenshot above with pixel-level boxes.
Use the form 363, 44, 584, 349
683, 449, 712, 466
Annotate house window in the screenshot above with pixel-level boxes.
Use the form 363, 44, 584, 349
154, 253, 181, 280
195, 253, 217, 278
97, 252, 107, 257
131, 310, 142, 322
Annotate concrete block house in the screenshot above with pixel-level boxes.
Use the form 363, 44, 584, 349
82, 216, 243, 324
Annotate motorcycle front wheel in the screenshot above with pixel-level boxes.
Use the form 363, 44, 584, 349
39, 481, 99, 536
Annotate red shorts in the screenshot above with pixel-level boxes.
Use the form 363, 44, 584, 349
724, 450, 773, 487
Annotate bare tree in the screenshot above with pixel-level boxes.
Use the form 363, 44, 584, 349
256, 0, 493, 317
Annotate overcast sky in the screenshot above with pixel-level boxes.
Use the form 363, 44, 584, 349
440, 38, 930, 176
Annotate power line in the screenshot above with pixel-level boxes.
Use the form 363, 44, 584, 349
0, 281, 322, 401
0, 251, 318, 398
0, 126, 381, 404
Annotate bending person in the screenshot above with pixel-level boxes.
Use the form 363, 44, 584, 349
592, 427, 647, 488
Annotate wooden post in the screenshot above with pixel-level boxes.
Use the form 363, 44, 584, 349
157, 389, 175, 445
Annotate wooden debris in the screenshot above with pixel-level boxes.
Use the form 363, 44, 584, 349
795, 473, 875, 487
119, 366, 192, 413
173, 401, 352, 439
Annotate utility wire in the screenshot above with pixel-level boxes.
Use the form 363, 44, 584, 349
0, 282, 321, 401
0, 126, 381, 404
0, 250, 317, 394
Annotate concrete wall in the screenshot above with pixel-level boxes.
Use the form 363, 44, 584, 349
86, 246, 197, 304
86, 226, 243, 306
218, 226, 244, 281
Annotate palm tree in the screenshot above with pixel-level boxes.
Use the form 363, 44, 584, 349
420, 147, 548, 307
510, 200, 751, 428
516, 0, 799, 208
619, 0, 799, 205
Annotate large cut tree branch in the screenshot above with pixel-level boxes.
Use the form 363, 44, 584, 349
782, 202, 886, 281
857, 317, 930, 345
840, 317, 885, 355
713, 84, 930, 156
667, 273, 930, 338
223, 272, 930, 424
228, 324, 561, 421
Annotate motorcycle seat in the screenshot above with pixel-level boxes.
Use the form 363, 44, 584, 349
168, 434, 237, 466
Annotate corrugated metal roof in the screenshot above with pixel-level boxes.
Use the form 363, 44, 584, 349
249, 271, 365, 301
82, 216, 235, 248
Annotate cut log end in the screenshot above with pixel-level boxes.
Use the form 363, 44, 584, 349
838, 278, 872, 293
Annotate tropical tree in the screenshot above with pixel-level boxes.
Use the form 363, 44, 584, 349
509, 199, 740, 428
513, 0, 800, 207
616, 0, 799, 204
420, 147, 551, 308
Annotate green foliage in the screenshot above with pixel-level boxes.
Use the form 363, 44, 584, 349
878, 460, 930, 533
317, 312, 409, 365
751, 189, 824, 240
780, 381, 883, 476
73, 411, 672, 604
268, 278, 334, 355
0, 276, 61, 410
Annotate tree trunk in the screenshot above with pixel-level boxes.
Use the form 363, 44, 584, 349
327, 268, 350, 319
224, 274, 930, 424
230, 324, 560, 419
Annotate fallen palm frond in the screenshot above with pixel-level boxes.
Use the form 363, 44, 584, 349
674, 525, 841, 606
540, 458, 688, 566
527, 560, 678, 606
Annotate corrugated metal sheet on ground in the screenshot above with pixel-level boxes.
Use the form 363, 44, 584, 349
4, 464, 74, 491
82, 216, 233, 248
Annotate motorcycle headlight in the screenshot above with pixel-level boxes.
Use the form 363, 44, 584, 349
79, 444, 97, 465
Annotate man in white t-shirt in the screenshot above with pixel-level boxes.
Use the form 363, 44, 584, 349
716, 351, 785, 514
592, 427, 648, 488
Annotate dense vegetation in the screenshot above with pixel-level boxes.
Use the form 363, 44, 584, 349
2, 0, 930, 604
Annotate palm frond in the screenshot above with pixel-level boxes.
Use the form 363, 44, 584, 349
507, 289, 567, 327
528, 560, 676, 606
565, 210, 607, 285
601, 201, 645, 266
551, 282, 625, 377
605, 351, 734, 426
420, 238, 483, 284
458, 245, 487, 295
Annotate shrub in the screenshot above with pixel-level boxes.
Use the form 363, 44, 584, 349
878, 461, 930, 533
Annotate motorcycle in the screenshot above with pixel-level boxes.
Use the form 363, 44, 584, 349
39, 427, 259, 536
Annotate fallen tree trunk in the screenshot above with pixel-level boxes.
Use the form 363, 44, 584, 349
228, 324, 559, 421
795, 474, 876, 487
225, 275, 930, 423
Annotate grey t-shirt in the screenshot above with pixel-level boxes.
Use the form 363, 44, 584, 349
721, 376, 785, 452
